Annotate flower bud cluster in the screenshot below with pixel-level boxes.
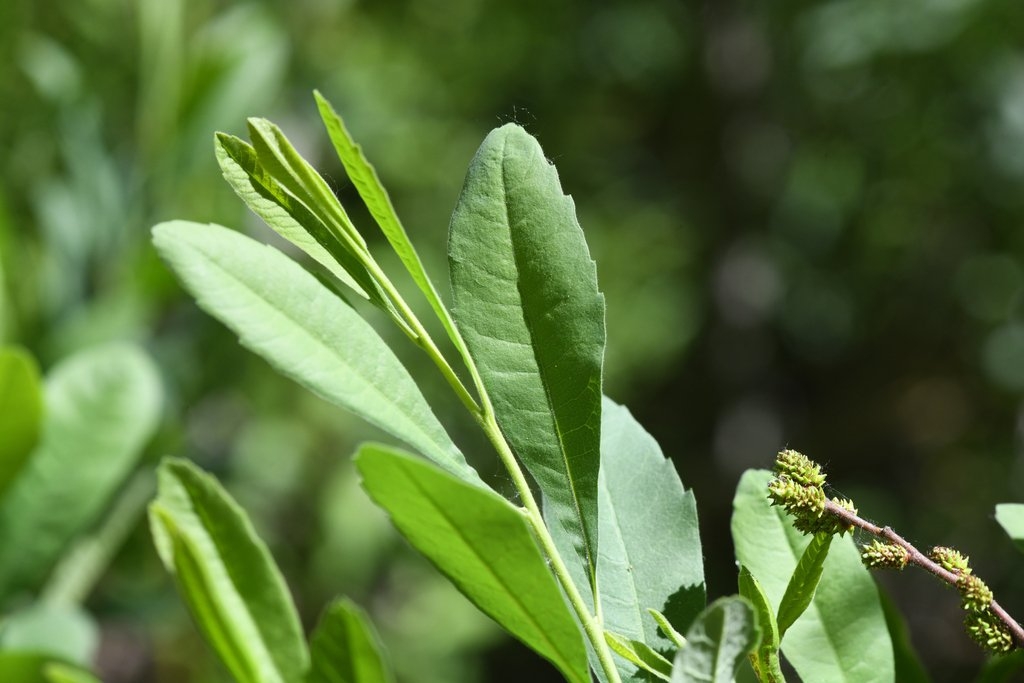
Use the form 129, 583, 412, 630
767, 451, 855, 537
860, 540, 909, 570
927, 547, 1012, 653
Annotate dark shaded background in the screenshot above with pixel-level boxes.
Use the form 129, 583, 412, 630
3, 0, 1024, 681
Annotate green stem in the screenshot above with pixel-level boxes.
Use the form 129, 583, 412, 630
479, 411, 623, 683
360, 256, 482, 416
41, 471, 155, 606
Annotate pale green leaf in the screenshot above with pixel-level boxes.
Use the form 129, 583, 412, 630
0, 345, 43, 499
670, 597, 758, 683
149, 457, 308, 683
597, 398, 705, 646
0, 343, 161, 597
355, 443, 590, 683
449, 124, 605, 586
43, 663, 102, 683
737, 567, 785, 683
0, 604, 97, 667
731, 470, 894, 683
776, 532, 833, 638
214, 132, 371, 301
995, 504, 1024, 555
879, 591, 931, 683
604, 631, 672, 681
151, 220, 481, 486
246, 118, 365, 252
42, 663, 102, 683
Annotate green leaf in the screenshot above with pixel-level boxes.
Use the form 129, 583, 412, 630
246, 118, 365, 252
731, 470, 894, 683
0, 343, 161, 597
214, 132, 373, 302
597, 398, 705, 646
878, 591, 930, 683
149, 457, 308, 683
355, 443, 590, 683
604, 631, 672, 681
313, 92, 462, 353
0, 604, 97, 667
0, 653, 96, 683
43, 664, 102, 683
306, 598, 395, 683
0, 345, 43, 499
995, 504, 1024, 554
776, 532, 833, 638
449, 124, 605, 587
737, 567, 785, 683
670, 597, 759, 683
151, 220, 481, 486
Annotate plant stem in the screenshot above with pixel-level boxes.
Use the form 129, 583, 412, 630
823, 498, 1024, 648
479, 411, 623, 683
41, 471, 155, 606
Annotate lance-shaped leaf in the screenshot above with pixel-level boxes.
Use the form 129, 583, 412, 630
313, 92, 465, 354
738, 567, 785, 683
0, 345, 44, 499
246, 118, 365, 252
604, 631, 673, 681
731, 470, 894, 682
215, 133, 370, 301
152, 220, 481, 486
776, 532, 832, 638
306, 598, 395, 683
670, 597, 758, 683
149, 458, 308, 683
0, 343, 161, 597
356, 443, 590, 683
449, 124, 605, 586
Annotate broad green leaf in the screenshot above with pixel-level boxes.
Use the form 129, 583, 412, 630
547, 399, 704, 681
879, 591, 930, 683
597, 398, 705, 646
151, 220, 481, 486
313, 92, 465, 355
149, 457, 308, 683
776, 532, 833, 637
670, 597, 758, 683
449, 124, 605, 587
246, 118, 365, 252
355, 443, 590, 683
0, 343, 161, 597
0, 604, 97, 667
306, 598, 394, 683
0, 346, 43, 498
214, 132, 372, 302
995, 504, 1024, 554
731, 470, 894, 683
0, 653, 96, 683
738, 567, 785, 683
604, 631, 672, 680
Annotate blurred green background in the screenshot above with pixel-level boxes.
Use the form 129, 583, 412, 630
3, 0, 1024, 681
